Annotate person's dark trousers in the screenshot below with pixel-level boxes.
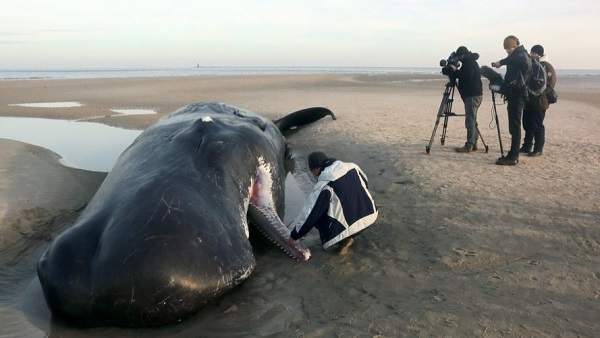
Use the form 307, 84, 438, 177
522, 109, 534, 151
506, 97, 524, 160
523, 109, 546, 152
314, 217, 332, 246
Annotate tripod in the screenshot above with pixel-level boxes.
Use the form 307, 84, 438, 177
490, 89, 505, 157
426, 80, 489, 154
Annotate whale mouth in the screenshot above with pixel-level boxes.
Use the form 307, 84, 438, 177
248, 158, 311, 261
248, 203, 311, 261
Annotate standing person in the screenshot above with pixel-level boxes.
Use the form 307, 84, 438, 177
521, 44, 557, 157
448, 46, 484, 153
288, 151, 378, 255
492, 35, 532, 165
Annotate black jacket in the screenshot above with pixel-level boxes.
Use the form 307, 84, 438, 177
500, 45, 531, 98
452, 52, 483, 99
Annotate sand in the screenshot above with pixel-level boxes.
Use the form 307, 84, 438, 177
0, 73, 598, 337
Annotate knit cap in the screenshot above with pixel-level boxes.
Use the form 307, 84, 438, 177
503, 35, 519, 49
531, 44, 545, 56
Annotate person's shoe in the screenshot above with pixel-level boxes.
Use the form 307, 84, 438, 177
472, 144, 478, 151
336, 237, 355, 255
528, 150, 543, 157
454, 145, 472, 153
495, 156, 519, 166
519, 146, 532, 154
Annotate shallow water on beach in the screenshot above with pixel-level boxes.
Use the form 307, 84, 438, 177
109, 108, 157, 116
9, 102, 84, 108
0, 115, 310, 337
0, 116, 142, 172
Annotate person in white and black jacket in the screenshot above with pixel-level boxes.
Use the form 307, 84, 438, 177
288, 151, 378, 254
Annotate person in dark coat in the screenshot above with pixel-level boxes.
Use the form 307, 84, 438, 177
521, 44, 557, 157
448, 46, 484, 153
492, 35, 532, 165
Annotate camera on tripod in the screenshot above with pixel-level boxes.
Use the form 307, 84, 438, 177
426, 48, 493, 155
439, 52, 461, 76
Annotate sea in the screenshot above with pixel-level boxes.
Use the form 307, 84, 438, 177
1, 66, 599, 81
0, 66, 438, 80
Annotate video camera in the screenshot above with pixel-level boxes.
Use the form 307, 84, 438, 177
439, 52, 461, 76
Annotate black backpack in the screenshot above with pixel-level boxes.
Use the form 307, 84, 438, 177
526, 56, 547, 97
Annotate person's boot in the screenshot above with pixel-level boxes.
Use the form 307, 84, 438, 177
519, 145, 532, 153
455, 145, 472, 153
495, 156, 519, 165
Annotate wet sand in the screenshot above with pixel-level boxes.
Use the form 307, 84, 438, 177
0, 73, 599, 337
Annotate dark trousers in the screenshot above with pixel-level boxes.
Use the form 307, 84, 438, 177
506, 98, 524, 159
522, 109, 546, 152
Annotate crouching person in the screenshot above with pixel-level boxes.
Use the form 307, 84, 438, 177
288, 151, 378, 255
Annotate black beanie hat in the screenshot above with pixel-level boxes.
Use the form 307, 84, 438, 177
456, 46, 469, 56
308, 151, 328, 170
531, 44, 545, 56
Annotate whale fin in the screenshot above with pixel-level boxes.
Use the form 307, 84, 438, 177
273, 107, 336, 135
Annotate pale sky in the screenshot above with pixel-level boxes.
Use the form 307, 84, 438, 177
1, 0, 599, 70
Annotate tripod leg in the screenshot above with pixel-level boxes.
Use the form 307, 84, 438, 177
492, 93, 505, 156
441, 85, 455, 147
475, 125, 489, 153
426, 87, 452, 154
441, 114, 449, 146
426, 107, 444, 154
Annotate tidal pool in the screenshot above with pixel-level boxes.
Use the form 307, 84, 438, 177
110, 108, 156, 115
8, 102, 84, 108
0, 116, 141, 172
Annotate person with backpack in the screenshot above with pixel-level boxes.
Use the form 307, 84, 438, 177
447, 46, 484, 153
521, 44, 557, 157
492, 35, 532, 165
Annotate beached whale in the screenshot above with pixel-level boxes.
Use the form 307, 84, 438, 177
36, 101, 335, 327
